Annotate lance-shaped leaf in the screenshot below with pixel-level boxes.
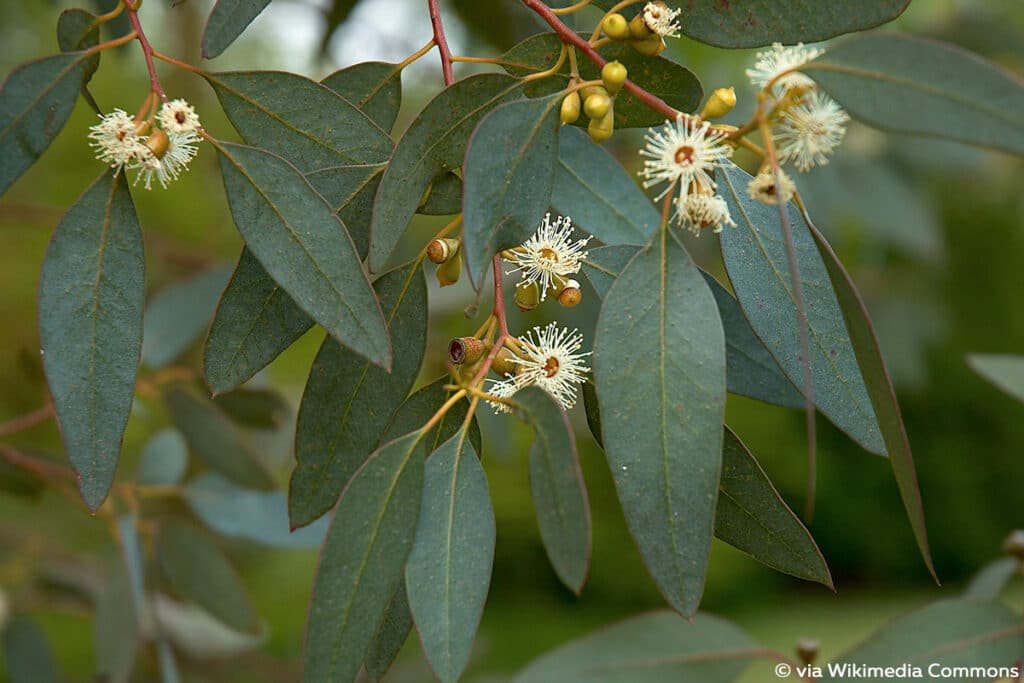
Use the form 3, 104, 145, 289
164, 384, 275, 490
205, 70, 392, 172
321, 61, 403, 133
590, 0, 909, 49
0, 52, 89, 197
95, 558, 139, 683
3, 617, 60, 683
365, 585, 414, 681
383, 379, 484, 464
143, 265, 232, 369
821, 600, 1024, 682
593, 228, 725, 617
514, 387, 591, 594
39, 171, 144, 511
803, 34, 1024, 156
719, 164, 885, 454
968, 353, 1024, 404
501, 33, 702, 129
290, 261, 427, 528
584, 245, 802, 409
57, 9, 100, 92
806, 220, 936, 578
513, 611, 758, 683
369, 73, 523, 272
217, 142, 391, 370
304, 432, 426, 683
553, 127, 655, 245
406, 432, 494, 683
306, 162, 385, 260
202, 0, 272, 58
157, 519, 260, 634
717, 428, 832, 587
214, 387, 290, 430
463, 95, 561, 287
418, 171, 463, 216
136, 428, 188, 486
203, 248, 313, 395
964, 557, 1018, 601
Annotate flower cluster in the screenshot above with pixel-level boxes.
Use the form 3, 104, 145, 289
503, 214, 590, 301
486, 323, 591, 413
88, 98, 202, 190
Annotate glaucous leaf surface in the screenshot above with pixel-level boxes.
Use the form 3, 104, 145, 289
514, 387, 591, 594
593, 228, 725, 617
804, 34, 1024, 156
719, 163, 884, 454
513, 610, 758, 682
213, 387, 290, 430
369, 73, 524, 272
383, 378, 483, 455
217, 142, 390, 370
3, 617, 60, 683
968, 354, 1024, 404
39, 171, 144, 511
963, 557, 1018, 601
136, 429, 189, 486
304, 432, 425, 683
205, 70, 393, 172
157, 519, 260, 634
306, 163, 384, 260
142, 265, 232, 369
501, 33, 701, 128
0, 52, 89, 197
418, 171, 463, 216
365, 584, 414, 682
406, 432, 494, 683
202, 0, 272, 58
321, 61, 403, 132
94, 558, 138, 683
289, 261, 427, 528
56, 9, 100, 89
462, 95, 561, 286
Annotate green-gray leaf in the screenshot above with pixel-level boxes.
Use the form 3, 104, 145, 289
136, 429, 189, 486
202, 0, 272, 59
593, 227, 725, 617
217, 141, 391, 370
406, 432, 494, 683
718, 428, 832, 587
418, 171, 463, 216
203, 248, 313, 395
365, 584, 413, 681
164, 384, 275, 490
514, 387, 591, 594
821, 599, 1024, 682
369, 73, 523, 273
383, 378, 483, 455
3, 617, 60, 683
205, 71, 392, 172
968, 353, 1024, 404
95, 558, 139, 683
143, 265, 232, 369
321, 61, 402, 133
214, 387, 290, 430
304, 431, 426, 683
501, 33, 701, 129
553, 127, 656, 245
719, 163, 884, 455
158, 519, 260, 634
513, 610, 758, 683
290, 261, 427, 528
463, 95, 561, 286
964, 557, 1018, 601
306, 162, 385, 260
0, 52, 89, 197
803, 34, 1024, 156
57, 9, 100, 90
39, 170, 144, 511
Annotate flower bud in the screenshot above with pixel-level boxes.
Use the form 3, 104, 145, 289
435, 250, 461, 287
700, 87, 737, 120
796, 638, 819, 666
1002, 529, 1024, 560
629, 12, 653, 39
588, 108, 615, 142
448, 337, 489, 365
631, 33, 666, 57
514, 281, 541, 311
427, 238, 461, 264
602, 13, 630, 40
556, 279, 582, 308
145, 128, 170, 159
579, 84, 608, 102
560, 91, 581, 125
491, 347, 520, 378
583, 93, 610, 120
601, 61, 628, 95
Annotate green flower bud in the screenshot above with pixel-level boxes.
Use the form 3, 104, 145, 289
588, 108, 614, 142
629, 12, 653, 39
560, 91, 581, 125
436, 249, 461, 287
700, 87, 737, 120
601, 61, 628, 95
491, 347, 520, 378
514, 281, 541, 311
583, 93, 610, 120
631, 33, 666, 57
602, 13, 630, 41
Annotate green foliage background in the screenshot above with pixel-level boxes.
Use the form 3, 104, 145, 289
1, 0, 1023, 680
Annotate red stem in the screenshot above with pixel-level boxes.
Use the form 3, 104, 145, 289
428, 0, 455, 86
0, 405, 55, 438
126, 2, 167, 101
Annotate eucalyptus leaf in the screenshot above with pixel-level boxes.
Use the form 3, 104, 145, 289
963, 557, 1018, 601
56, 9, 100, 90
136, 429, 189, 487
217, 142, 391, 370
39, 170, 144, 511
419, 171, 463, 216
94, 558, 138, 683
306, 162, 385, 260
968, 353, 1024, 404
514, 387, 591, 594
203, 248, 313, 395
369, 73, 524, 272
593, 227, 725, 617
142, 265, 232, 369
213, 387, 291, 430
719, 163, 884, 455
406, 432, 494, 683
365, 585, 414, 681
463, 95, 561, 286
384, 378, 483, 455
202, 0, 273, 58
205, 70, 393, 172
290, 261, 427, 529
321, 61, 403, 132
158, 519, 260, 634
804, 34, 1024, 156
153, 595, 263, 660
513, 610, 758, 683
3, 617, 60, 683
0, 52, 89, 197
304, 431, 426, 683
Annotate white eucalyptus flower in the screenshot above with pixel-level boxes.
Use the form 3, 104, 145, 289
639, 115, 733, 205
88, 109, 147, 170
746, 167, 796, 205
504, 214, 591, 300
746, 42, 823, 93
158, 98, 201, 135
677, 192, 736, 234
642, 2, 682, 38
511, 323, 591, 410
775, 91, 850, 172
485, 375, 520, 414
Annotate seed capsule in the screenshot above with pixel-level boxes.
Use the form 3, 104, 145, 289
514, 281, 541, 312
602, 13, 630, 40
601, 61, 627, 95
560, 91, 581, 125
583, 93, 610, 120
448, 337, 488, 365
700, 87, 737, 120
556, 279, 582, 308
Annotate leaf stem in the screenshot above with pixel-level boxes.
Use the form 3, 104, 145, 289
88, 31, 138, 54
588, 0, 643, 44
152, 49, 204, 75
421, 389, 468, 433
0, 404, 55, 438
551, 0, 593, 15
523, 44, 568, 82
396, 38, 437, 72
125, 1, 166, 100
427, 0, 455, 86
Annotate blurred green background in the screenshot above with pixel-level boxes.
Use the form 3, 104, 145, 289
1, 0, 1023, 680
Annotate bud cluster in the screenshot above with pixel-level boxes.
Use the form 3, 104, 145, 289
561, 60, 629, 143
600, 2, 682, 58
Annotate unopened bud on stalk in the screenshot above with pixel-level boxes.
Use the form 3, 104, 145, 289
700, 87, 737, 120
588, 108, 615, 142
145, 128, 170, 159
584, 93, 611, 120
560, 91, 581, 124
427, 238, 461, 264
556, 279, 583, 307
435, 250, 461, 287
514, 281, 541, 311
491, 347, 520, 378
449, 337, 489, 365
579, 84, 608, 102
602, 13, 630, 40
631, 33, 666, 57
601, 61, 627, 95
629, 12, 653, 39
